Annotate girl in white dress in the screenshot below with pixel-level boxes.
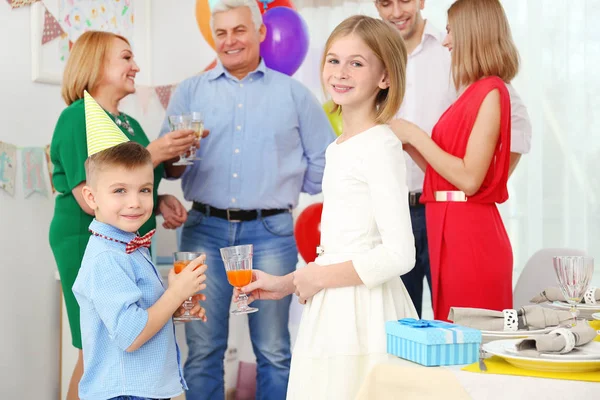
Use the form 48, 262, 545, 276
236, 15, 417, 399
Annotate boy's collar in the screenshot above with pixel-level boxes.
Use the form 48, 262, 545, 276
89, 219, 137, 245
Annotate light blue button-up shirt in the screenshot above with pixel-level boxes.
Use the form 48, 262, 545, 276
159, 60, 336, 210
73, 219, 186, 400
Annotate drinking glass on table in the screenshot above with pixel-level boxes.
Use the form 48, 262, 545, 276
188, 111, 204, 161
173, 251, 206, 322
168, 114, 193, 166
553, 255, 594, 326
220, 244, 258, 315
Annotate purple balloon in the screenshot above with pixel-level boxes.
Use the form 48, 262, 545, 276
260, 7, 309, 76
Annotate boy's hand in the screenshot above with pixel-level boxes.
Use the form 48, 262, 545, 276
167, 255, 207, 302
174, 293, 208, 322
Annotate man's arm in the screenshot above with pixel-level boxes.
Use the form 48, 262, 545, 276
506, 83, 532, 177
293, 83, 336, 194
509, 153, 521, 177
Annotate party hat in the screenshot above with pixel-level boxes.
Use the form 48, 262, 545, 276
84, 90, 129, 157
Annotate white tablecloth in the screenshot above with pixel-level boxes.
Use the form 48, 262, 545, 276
356, 357, 597, 400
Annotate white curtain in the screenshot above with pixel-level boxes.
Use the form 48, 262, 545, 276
294, 1, 381, 101
294, 0, 600, 291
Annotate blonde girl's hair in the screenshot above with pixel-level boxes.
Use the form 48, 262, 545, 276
321, 15, 408, 124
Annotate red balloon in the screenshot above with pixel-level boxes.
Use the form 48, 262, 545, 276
255, 0, 295, 14
294, 203, 323, 263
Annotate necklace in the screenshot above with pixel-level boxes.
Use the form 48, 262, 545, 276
109, 111, 135, 135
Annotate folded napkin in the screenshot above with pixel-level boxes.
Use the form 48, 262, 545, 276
515, 321, 597, 356
448, 305, 572, 331
530, 286, 600, 304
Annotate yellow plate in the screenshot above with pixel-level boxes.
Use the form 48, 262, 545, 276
483, 339, 600, 373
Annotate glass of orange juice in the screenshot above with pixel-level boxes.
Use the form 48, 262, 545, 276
173, 251, 206, 322
220, 244, 258, 315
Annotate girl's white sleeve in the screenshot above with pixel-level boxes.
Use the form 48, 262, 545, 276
351, 129, 416, 289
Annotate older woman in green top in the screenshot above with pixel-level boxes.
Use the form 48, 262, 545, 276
49, 31, 198, 400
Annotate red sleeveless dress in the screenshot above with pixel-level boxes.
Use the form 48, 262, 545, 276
420, 76, 513, 321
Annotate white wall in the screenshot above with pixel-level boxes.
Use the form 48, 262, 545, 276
0, 3, 62, 398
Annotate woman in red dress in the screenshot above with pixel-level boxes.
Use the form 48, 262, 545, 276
390, 0, 519, 321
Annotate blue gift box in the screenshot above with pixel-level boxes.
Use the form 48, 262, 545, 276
385, 318, 481, 366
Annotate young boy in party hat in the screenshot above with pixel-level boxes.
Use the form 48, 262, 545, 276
72, 91, 207, 400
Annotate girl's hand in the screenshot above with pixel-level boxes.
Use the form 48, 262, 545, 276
389, 118, 421, 144
292, 262, 324, 304
234, 270, 291, 304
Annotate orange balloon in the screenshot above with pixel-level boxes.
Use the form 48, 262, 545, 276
203, 58, 217, 72
196, 0, 216, 50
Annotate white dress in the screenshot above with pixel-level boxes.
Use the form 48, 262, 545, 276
286, 125, 418, 400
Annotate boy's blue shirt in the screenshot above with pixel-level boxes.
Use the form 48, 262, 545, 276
73, 219, 187, 400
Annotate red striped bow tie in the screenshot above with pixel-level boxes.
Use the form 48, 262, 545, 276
125, 229, 156, 254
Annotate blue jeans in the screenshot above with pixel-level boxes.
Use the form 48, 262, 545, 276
180, 210, 298, 400
400, 206, 432, 317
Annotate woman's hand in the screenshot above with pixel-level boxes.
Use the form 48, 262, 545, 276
388, 118, 423, 144
157, 194, 187, 229
292, 262, 324, 304
147, 130, 197, 166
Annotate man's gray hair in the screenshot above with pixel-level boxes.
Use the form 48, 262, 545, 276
210, 0, 264, 32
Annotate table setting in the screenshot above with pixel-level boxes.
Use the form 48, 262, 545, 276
368, 255, 600, 399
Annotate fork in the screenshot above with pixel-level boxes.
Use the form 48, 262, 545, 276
479, 346, 488, 372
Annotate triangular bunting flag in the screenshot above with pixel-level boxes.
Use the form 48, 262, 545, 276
44, 144, 56, 194
21, 147, 48, 198
155, 85, 175, 109
42, 8, 65, 45
0, 142, 17, 196
84, 91, 129, 156
6, 0, 39, 9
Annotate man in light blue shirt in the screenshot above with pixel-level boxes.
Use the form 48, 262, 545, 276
159, 1, 335, 399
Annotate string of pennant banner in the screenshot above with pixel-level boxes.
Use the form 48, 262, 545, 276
6, 0, 216, 110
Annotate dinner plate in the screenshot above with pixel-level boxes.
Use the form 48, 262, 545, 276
483, 339, 600, 372
551, 301, 600, 311
480, 327, 555, 336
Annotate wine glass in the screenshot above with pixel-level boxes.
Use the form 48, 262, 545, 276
553, 256, 594, 326
173, 251, 206, 322
220, 244, 258, 315
188, 111, 204, 161
169, 114, 193, 166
